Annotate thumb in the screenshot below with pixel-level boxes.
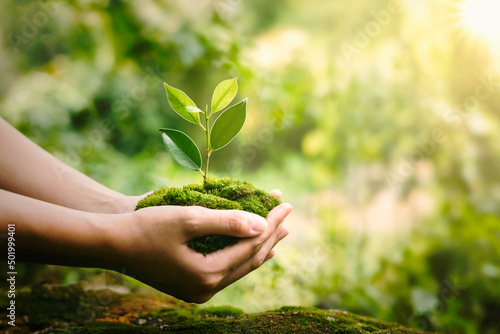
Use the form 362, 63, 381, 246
186, 207, 268, 239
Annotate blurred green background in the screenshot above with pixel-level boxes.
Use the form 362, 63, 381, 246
1, 0, 500, 333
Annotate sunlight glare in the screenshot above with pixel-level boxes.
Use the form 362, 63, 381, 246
461, 0, 500, 41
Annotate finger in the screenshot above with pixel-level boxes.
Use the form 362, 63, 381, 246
184, 207, 268, 239
264, 249, 275, 261
205, 203, 292, 271
141, 191, 154, 199
266, 203, 292, 224
215, 219, 285, 291
277, 224, 289, 242
269, 189, 282, 199
213, 204, 292, 289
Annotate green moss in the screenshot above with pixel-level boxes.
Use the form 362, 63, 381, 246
2, 284, 436, 334
130, 304, 434, 334
29, 308, 435, 334
186, 235, 240, 256
135, 177, 281, 255
196, 306, 245, 318
65, 322, 162, 333
14, 283, 114, 331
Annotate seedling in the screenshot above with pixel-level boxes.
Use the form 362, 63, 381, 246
161, 78, 246, 181
136, 78, 280, 255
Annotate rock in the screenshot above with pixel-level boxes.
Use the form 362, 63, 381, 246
0, 284, 436, 334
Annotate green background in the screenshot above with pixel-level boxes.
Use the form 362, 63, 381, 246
1, 0, 499, 333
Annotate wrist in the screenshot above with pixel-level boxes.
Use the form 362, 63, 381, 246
98, 212, 139, 272
105, 195, 144, 214
91, 193, 130, 214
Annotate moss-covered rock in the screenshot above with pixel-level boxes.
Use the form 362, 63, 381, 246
0, 284, 437, 334
135, 177, 281, 255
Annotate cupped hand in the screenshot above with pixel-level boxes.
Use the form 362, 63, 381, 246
108, 200, 291, 303
111, 192, 153, 214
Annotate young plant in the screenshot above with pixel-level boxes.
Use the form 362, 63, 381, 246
137, 79, 280, 254
160, 78, 246, 181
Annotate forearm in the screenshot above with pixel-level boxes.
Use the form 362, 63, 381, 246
0, 117, 132, 213
0, 188, 119, 269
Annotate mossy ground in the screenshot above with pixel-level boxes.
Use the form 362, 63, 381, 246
135, 177, 281, 255
0, 284, 436, 334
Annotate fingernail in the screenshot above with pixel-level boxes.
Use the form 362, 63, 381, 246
278, 225, 289, 240
252, 217, 267, 233
268, 249, 276, 259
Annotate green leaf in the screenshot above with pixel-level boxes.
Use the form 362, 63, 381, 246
159, 128, 202, 171
210, 78, 238, 115
210, 98, 247, 152
186, 106, 203, 114
164, 83, 201, 125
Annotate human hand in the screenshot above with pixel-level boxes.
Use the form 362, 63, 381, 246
108, 192, 153, 214
106, 201, 292, 303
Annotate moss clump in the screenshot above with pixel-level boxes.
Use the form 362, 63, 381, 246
135, 177, 281, 255
187, 235, 241, 256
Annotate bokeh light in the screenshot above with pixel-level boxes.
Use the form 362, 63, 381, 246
460, 0, 500, 42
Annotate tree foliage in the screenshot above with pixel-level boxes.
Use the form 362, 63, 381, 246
1, 1, 499, 333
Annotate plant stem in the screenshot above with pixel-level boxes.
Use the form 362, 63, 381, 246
205, 152, 210, 181
204, 105, 210, 182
